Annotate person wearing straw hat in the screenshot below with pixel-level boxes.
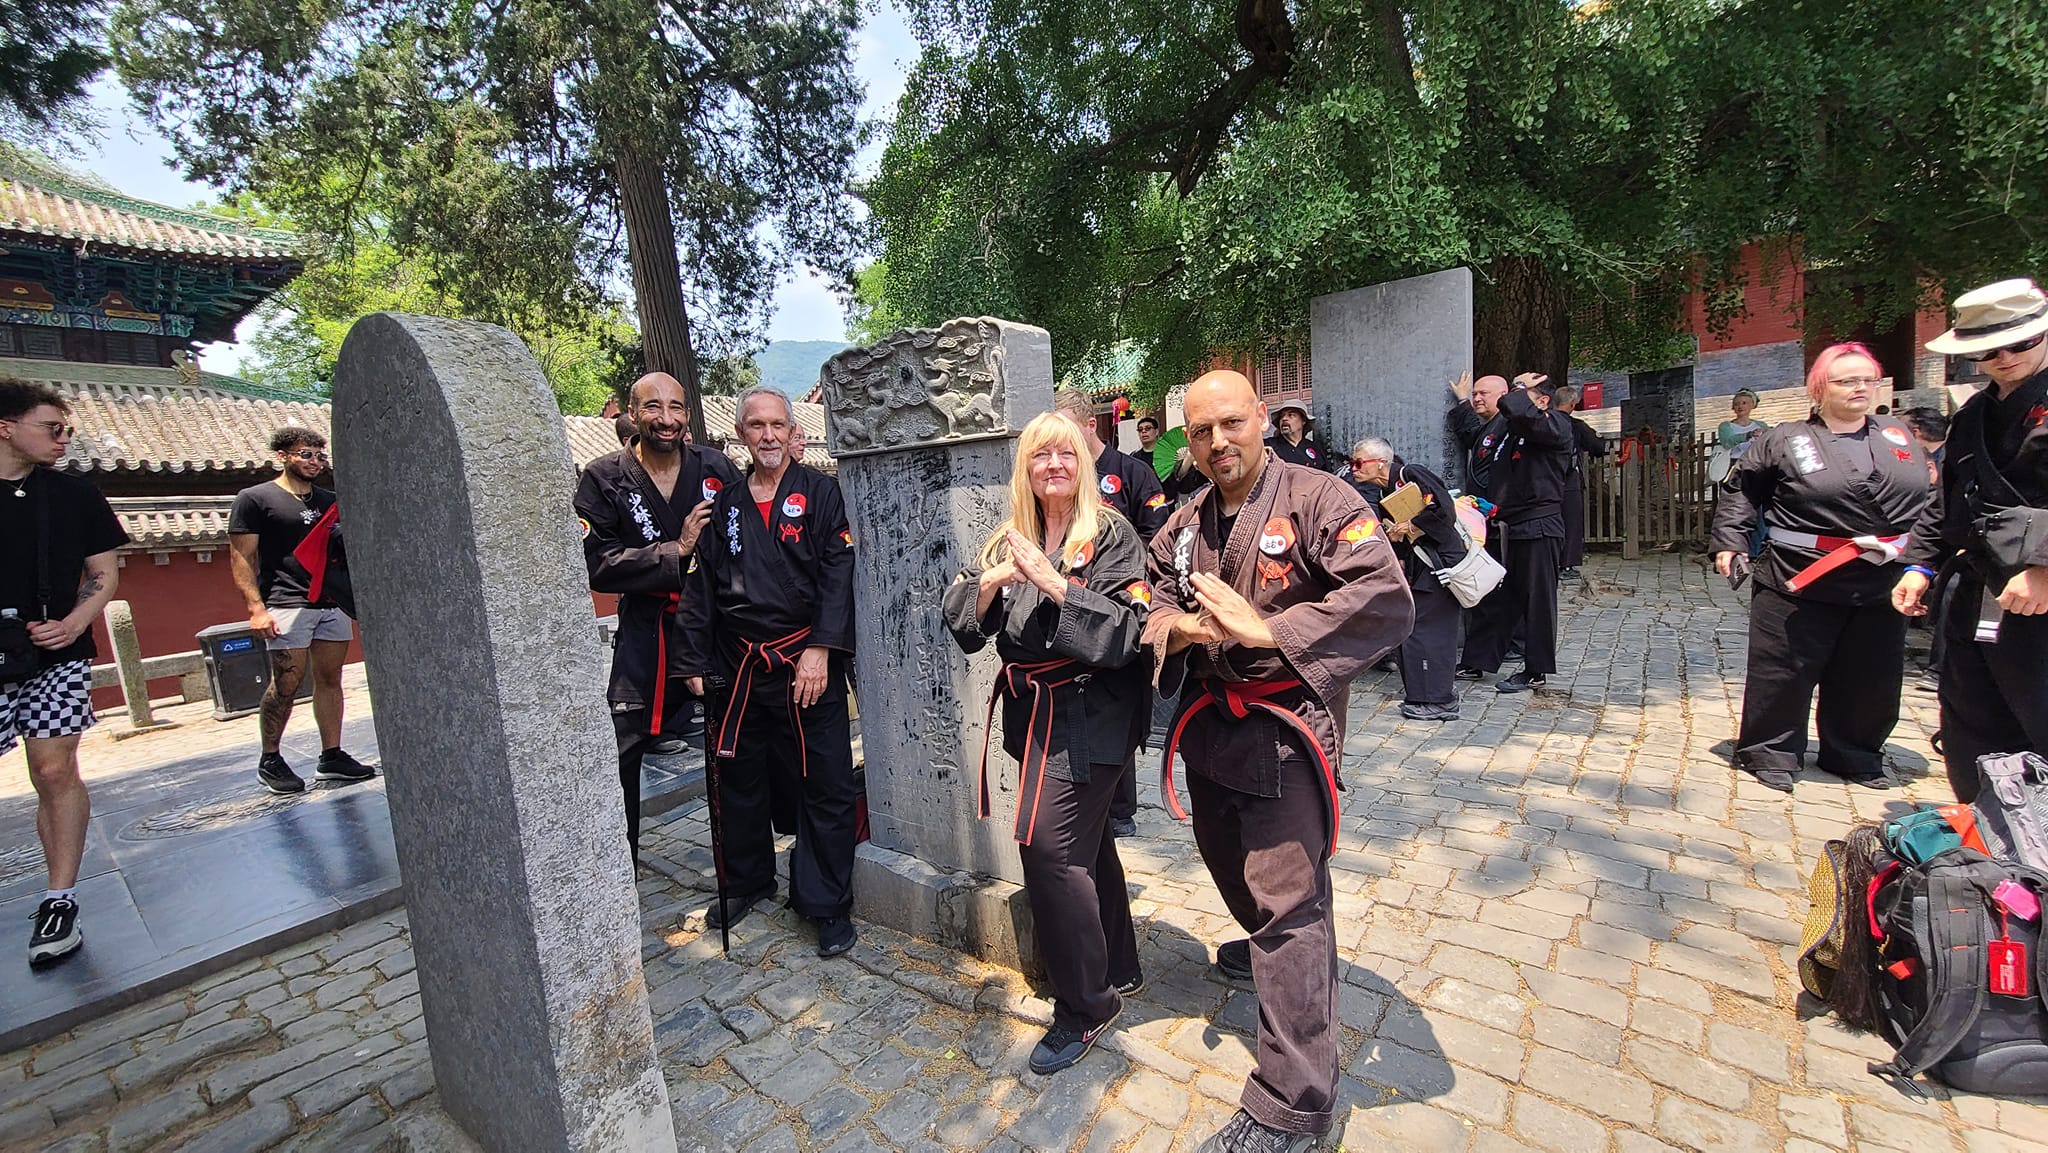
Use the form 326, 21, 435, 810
1895, 278, 2048, 801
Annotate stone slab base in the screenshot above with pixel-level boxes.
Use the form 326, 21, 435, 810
851, 842, 1043, 978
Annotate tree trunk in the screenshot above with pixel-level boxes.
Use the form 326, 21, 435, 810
1473, 254, 1570, 388
613, 139, 708, 444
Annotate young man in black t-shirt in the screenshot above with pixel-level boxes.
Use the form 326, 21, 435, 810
0, 378, 126, 967
228, 427, 374, 794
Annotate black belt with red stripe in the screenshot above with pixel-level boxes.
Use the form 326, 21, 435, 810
713, 626, 815, 771
649, 592, 681, 735
977, 658, 1092, 845
1159, 677, 1342, 859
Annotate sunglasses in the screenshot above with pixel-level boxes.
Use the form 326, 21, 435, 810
1351, 457, 1387, 468
7, 419, 74, 439
1966, 333, 2046, 363
288, 450, 331, 462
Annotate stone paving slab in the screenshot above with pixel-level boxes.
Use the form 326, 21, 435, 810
5, 554, 2047, 1152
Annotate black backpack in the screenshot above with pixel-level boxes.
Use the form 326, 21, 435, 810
1869, 846, 2048, 1095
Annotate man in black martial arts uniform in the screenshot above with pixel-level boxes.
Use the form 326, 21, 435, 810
1352, 437, 1468, 720
1896, 278, 2048, 801
681, 387, 861, 955
575, 373, 743, 853
1055, 390, 1168, 837
1451, 372, 1572, 692
1264, 400, 1333, 472
1146, 371, 1413, 1153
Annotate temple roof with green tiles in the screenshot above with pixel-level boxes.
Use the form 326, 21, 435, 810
0, 143, 305, 351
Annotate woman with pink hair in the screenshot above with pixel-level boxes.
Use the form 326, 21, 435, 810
1708, 343, 1936, 792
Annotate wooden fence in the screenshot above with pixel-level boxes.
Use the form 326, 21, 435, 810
1581, 434, 1717, 557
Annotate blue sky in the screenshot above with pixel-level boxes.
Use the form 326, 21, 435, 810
70, 1, 918, 374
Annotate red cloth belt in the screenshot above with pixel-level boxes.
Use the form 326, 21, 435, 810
713, 626, 815, 772
1773, 530, 1909, 593
977, 658, 1087, 845
649, 592, 681, 735
1159, 678, 1342, 859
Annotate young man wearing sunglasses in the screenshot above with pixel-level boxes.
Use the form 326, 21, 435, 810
228, 427, 375, 794
1896, 278, 2048, 800
0, 378, 127, 966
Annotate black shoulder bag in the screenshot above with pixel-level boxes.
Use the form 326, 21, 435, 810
0, 475, 49, 685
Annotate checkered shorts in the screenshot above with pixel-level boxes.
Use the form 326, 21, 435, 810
1, 659, 96, 755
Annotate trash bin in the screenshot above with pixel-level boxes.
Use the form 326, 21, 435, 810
195, 622, 311, 721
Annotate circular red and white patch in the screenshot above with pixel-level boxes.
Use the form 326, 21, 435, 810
1100, 474, 1122, 495
702, 478, 724, 501
1881, 427, 1911, 447
782, 493, 808, 519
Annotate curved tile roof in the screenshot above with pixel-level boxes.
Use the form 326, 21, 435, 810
0, 145, 302, 263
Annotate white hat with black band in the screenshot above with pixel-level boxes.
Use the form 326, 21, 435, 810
1926, 278, 2048, 356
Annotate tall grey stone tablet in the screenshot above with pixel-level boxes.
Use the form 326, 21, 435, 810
1310, 268, 1474, 485
822, 319, 1052, 895
331, 314, 675, 1153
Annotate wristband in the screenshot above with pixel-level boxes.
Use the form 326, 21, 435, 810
1903, 565, 1936, 579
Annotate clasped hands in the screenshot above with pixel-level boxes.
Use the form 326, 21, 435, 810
1168, 572, 1276, 652
981, 529, 1069, 602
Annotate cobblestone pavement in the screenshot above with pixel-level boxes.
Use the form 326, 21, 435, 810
5, 553, 2046, 1152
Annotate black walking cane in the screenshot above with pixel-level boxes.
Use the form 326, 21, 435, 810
704, 674, 732, 956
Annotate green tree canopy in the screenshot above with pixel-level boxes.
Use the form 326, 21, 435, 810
865, 0, 2048, 404
0, 0, 105, 131
111, 0, 867, 437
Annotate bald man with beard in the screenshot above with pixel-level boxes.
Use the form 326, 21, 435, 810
575, 373, 744, 853
1145, 370, 1414, 1152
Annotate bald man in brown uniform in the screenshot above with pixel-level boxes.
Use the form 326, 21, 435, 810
1146, 371, 1414, 1152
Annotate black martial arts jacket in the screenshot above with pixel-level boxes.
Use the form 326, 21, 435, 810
1903, 368, 2048, 584
1473, 389, 1572, 535
678, 463, 857, 697
1712, 415, 1933, 605
941, 511, 1152, 782
1566, 416, 1608, 485
1375, 458, 1467, 593
1266, 434, 1334, 472
575, 442, 744, 710
1095, 444, 1169, 540
1142, 455, 1414, 798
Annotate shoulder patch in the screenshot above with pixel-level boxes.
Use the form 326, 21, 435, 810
1338, 517, 1379, 547
1144, 492, 1167, 509
1126, 580, 1153, 605
577, 516, 591, 540
841, 528, 854, 547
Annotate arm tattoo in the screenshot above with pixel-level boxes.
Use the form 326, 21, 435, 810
78, 576, 105, 600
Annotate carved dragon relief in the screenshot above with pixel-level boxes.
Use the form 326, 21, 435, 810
820, 317, 1008, 457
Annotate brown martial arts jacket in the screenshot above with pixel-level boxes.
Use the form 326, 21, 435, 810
1142, 453, 1414, 797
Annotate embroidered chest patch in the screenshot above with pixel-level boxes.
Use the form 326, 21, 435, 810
1258, 517, 1297, 556
1790, 435, 1826, 476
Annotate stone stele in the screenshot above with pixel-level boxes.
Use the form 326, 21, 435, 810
331, 313, 675, 1153
822, 318, 1053, 970
1309, 267, 1474, 487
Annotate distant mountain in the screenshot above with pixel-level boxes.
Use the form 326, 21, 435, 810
756, 340, 850, 396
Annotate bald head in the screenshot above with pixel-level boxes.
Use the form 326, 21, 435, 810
628, 372, 690, 455
1471, 374, 1509, 419
1183, 369, 1266, 499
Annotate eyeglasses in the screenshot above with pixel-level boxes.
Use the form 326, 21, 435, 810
288, 450, 330, 462
1966, 333, 2047, 363
7, 419, 74, 439
1825, 377, 1883, 389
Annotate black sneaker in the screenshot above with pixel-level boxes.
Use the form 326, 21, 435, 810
705, 887, 775, 930
314, 748, 376, 784
1195, 1109, 1320, 1152
1560, 567, 1582, 581
1400, 702, 1459, 721
1216, 938, 1254, 982
1108, 815, 1138, 839
258, 753, 305, 795
1453, 666, 1485, 681
816, 915, 857, 957
1914, 669, 1940, 694
1496, 671, 1545, 693
29, 897, 82, 968
1113, 972, 1145, 997
1028, 1003, 1120, 1075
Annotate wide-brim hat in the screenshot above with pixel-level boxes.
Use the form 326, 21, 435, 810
1927, 278, 2048, 355
1271, 399, 1312, 422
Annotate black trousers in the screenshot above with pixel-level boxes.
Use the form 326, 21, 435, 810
1110, 753, 1139, 823
714, 689, 859, 919
612, 679, 696, 851
1018, 762, 1138, 1029
1400, 585, 1460, 706
1938, 576, 2048, 802
1188, 757, 1337, 1136
1735, 585, 1906, 779
1562, 477, 1586, 569
1462, 534, 1562, 676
